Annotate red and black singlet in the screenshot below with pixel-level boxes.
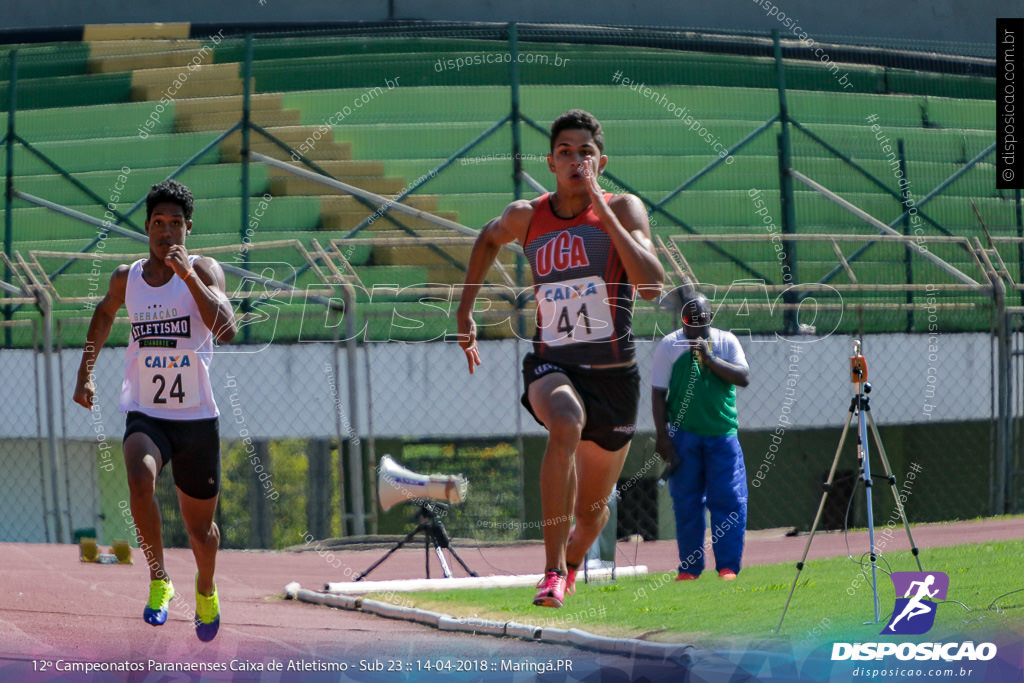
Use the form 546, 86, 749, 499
522, 193, 636, 366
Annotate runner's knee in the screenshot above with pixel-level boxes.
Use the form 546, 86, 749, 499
124, 459, 157, 496
575, 499, 608, 527
549, 410, 583, 436
542, 400, 585, 440
184, 519, 218, 544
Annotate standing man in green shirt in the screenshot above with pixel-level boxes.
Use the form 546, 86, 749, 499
652, 292, 750, 581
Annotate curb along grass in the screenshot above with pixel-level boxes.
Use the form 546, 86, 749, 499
310, 537, 1024, 648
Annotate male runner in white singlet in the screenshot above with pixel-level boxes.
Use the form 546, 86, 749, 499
74, 180, 236, 640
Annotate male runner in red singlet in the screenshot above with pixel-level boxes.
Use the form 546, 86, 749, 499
457, 110, 665, 607
73, 180, 236, 640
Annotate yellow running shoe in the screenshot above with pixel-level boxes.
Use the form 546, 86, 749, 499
194, 574, 220, 642
143, 578, 174, 626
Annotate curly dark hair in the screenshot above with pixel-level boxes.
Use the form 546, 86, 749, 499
549, 109, 604, 153
146, 179, 194, 222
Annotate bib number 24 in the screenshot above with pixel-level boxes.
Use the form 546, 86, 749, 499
152, 373, 186, 404
138, 351, 200, 410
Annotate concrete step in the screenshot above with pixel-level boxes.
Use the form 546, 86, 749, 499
89, 46, 209, 74
132, 79, 243, 101
356, 226, 457, 237
88, 39, 202, 57
84, 23, 191, 41
426, 264, 520, 285
374, 244, 516, 267
130, 63, 242, 101
131, 62, 240, 86
175, 94, 287, 116
270, 176, 406, 196
269, 160, 386, 178
321, 211, 457, 231
321, 195, 439, 212
219, 140, 352, 162
224, 125, 335, 146
176, 109, 302, 132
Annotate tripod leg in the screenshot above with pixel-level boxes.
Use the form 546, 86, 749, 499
444, 544, 479, 578
867, 411, 923, 571
425, 516, 478, 578
857, 395, 881, 625
433, 544, 454, 578
355, 526, 424, 581
425, 536, 431, 579
777, 406, 856, 632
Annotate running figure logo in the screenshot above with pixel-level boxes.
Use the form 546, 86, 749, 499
883, 571, 948, 635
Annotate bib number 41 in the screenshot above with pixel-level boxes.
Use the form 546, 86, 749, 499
538, 276, 614, 347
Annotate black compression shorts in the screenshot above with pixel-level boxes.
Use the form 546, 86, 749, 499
520, 352, 640, 451
124, 411, 221, 500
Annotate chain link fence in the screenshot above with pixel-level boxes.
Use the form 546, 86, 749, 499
4, 281, 1012, 552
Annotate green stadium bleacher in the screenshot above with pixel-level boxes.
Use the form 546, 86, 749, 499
0, 32, 1001, 345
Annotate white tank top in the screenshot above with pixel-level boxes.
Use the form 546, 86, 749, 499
119, 256, 219, 419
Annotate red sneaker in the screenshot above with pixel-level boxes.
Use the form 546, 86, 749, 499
675, 572, 699, 581
718, 569, 738, 580
533, 570, 566, 608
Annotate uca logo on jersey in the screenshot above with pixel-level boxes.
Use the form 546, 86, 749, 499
831, 571, 997, 662
144, 354, 192, 369
535, 231, 590, 276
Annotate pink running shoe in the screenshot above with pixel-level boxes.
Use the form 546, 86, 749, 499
533, 570, 566, 608
565, 567, 577, 596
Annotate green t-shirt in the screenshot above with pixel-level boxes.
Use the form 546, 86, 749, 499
652, 327, 747, 436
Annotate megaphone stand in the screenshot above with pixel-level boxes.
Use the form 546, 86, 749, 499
355, 502, 478, 581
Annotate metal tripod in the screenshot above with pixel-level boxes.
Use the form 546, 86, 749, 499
776, 340, 923, 632
355, 503, 478, 581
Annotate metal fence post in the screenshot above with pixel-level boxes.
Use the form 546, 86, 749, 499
39, 289, 68, 542
509, 22, 522, 203
343, 284, 366, 535
994, 280, 1010, 514
1016, 188, 1023, 306
332, 330, 349, 536
899, 140, 914, 332
509, 22, 529, 339
250, 441, 273, 547
240, 34, 254, 343
514, 335, 527, 536
362, 344, 377, 534
4, 50, 16, 348
773, 31, 797, 334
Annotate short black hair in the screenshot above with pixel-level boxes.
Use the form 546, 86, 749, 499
146, 180, 194, 222
550, 109, 604, 153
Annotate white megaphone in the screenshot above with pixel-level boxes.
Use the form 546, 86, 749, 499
377, 454, 469, 512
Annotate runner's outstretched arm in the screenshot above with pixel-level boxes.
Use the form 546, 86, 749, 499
456, 201, 531, 374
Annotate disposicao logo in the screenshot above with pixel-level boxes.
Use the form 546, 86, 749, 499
883, 571, 948, 635
831, 570, 997, 663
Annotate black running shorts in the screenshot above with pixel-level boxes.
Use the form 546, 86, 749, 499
521, 352, 640, 451
124, 411, 221, 500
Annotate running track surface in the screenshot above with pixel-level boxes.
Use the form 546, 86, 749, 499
0, 517, 1020, 681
